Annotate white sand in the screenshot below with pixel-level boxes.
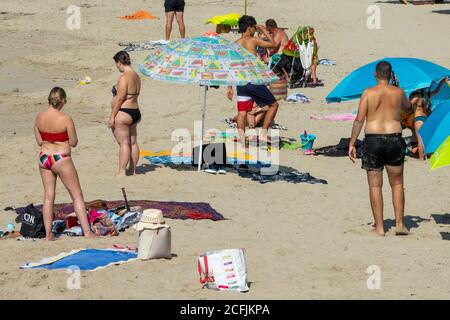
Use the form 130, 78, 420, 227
0, 0, 450, 299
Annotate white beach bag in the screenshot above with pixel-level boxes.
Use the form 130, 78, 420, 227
137, 227, 172, 260
197, 248, 249, 292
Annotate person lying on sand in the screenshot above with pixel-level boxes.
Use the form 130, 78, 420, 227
225, 105, 269, 129
34, 88, 98, 240
226, 15, 279, 146
348, 61, 412, 237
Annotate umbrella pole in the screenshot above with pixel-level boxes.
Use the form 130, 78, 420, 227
198, 85, 207, 172
245, 0, 248, 15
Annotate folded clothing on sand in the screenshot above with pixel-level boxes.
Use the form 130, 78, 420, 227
286, 93, 310, 103
21, 249, 137, 271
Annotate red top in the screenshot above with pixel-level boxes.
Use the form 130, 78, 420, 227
40, 131, 69, 142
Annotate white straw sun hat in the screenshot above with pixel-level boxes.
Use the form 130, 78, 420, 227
133, 209, 169, 231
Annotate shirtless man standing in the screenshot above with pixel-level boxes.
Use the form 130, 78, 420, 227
265, 19, 289, 55
348, 61, 411, 236
226, 15, 279, 145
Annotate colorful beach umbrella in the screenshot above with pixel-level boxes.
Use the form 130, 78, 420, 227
429, 136, 450, 170
419, 103, 450, 154
139, 36, 279, 171
326, 57, 449, 103
205, 13, 241, 26
139, 36, 278, 86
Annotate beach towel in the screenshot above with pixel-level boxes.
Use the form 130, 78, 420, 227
318, 59, 336, 66
15, 201, 225, 222
286, 93, 310, 103
122, 43, 155, 52
21, 249, 137, 271
237, 169, 328, 185
119, 10, 158, 20
145, 155, 193, 165
144, 154, 271, 168
314, 138, 363, 158
149, 40, 170, 45
141, 149, 262, 163
310, 113, 356, 122
119, 40, 168, 52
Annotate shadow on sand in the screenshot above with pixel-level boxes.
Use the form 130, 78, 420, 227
431, 213, 450, 225
135, 163, 159, 175
382, 215, 431, 232
432, 213, 450, 241
432, 10, 450, 15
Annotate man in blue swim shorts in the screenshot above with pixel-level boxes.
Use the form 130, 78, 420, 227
226, 15, 279, 146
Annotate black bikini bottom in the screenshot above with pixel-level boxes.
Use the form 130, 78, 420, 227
119, 108, 141, 125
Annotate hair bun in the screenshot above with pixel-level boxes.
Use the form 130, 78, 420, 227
48, 87, 67, 108
113, 51, 131, 66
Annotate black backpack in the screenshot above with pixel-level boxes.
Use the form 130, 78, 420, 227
15, 204, 46, 238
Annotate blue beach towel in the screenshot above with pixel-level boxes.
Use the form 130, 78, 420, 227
144, 155, 192, 165
144, 155, 271, 168
21, 249, 138, 271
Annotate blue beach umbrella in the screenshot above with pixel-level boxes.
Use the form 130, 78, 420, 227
326, 57, 449, 103
430, 80, 450, 111
419, 102, 450, 154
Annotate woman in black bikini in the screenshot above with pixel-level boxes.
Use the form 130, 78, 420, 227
109, 51, 142, 176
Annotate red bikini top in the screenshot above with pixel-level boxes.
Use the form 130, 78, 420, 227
40, 131, 69, 142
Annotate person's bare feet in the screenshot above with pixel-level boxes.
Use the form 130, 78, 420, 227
45, 233, 56, 241
115, 172, 126, 177
372, 225, 385, 237
395, 225, 409, 236
84, 231, 99, 239
400, 0, 408, 4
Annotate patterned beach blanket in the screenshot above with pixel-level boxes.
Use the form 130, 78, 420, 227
15, 200, 226, 221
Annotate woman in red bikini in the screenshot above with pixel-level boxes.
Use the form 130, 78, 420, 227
34, 87, 97, 241
109, 51, 142, 176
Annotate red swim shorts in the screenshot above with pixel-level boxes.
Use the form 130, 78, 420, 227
237, 96, 254, 112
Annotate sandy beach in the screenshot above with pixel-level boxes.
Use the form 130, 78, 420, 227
1, 0, 450, 299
